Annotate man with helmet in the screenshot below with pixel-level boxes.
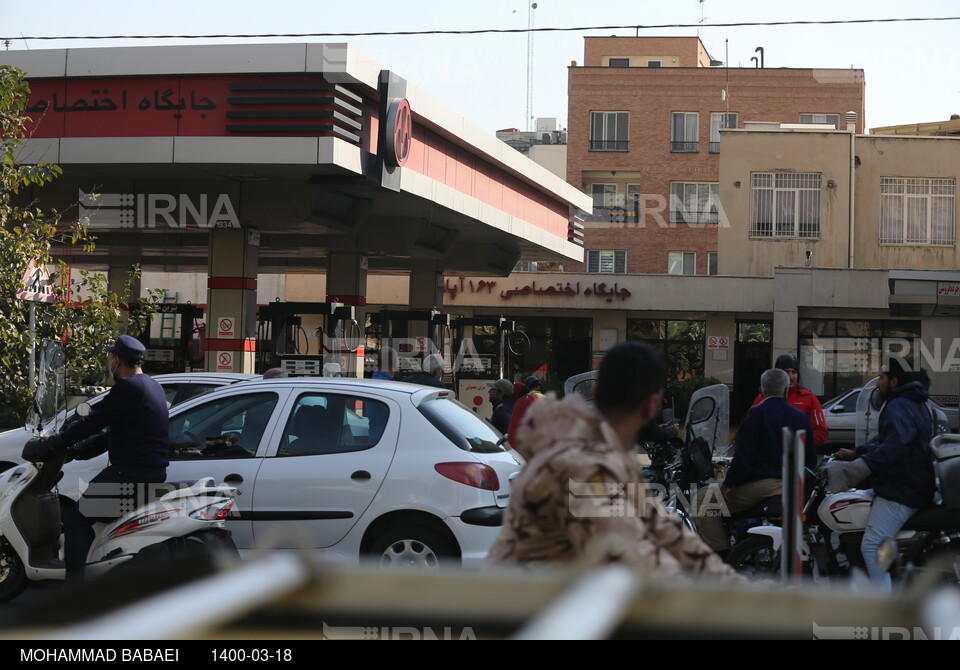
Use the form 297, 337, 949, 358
24, 335, 169, 580
751, 353, 829, 449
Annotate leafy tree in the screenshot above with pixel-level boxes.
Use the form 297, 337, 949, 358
1, 64, 159, 422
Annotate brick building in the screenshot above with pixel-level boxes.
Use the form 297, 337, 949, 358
566, 36, 865, 275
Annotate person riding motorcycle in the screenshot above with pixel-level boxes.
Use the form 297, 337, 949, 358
699, 368, 817, 555
751, 354, 829, 450
24, 335, 169, 581
836, 358, 936, 590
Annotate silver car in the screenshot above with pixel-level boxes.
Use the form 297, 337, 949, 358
823, 387, 958, 447
0, 372, 259, 471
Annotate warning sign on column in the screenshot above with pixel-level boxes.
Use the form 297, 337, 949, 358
217, 351, 233, 371
217, 317, 236, 338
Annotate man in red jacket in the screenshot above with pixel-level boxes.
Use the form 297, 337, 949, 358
751, 353, 829, 449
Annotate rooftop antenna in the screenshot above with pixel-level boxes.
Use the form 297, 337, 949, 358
698, 0, 706, 39
526, 2, 538, 132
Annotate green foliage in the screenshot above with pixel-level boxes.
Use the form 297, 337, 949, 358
0, 65, 161, 420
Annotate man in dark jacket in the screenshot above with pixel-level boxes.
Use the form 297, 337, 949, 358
25, 335, 169, 581
839, 359, 935, 590
487, 379, 515, 434
699, 368, 816, 553
401, 353, 446, 388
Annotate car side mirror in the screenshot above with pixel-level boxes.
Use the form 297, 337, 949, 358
829, 405, 845, 414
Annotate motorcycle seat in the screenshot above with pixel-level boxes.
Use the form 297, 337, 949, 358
903, 504, 960, 532
732, 495, 782, 519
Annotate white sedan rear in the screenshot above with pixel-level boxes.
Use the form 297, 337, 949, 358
59, 378, 521, 569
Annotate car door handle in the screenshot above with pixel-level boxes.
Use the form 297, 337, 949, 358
351, 470, 371, 482
224, 473, 244, 493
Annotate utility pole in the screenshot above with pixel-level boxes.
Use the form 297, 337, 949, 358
526, 2, 537, 132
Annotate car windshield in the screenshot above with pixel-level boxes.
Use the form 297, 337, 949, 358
823, 390, 859, 411
821, 394, 844, 410
418, 398, 505, 453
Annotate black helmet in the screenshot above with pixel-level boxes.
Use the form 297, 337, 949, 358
775, 354, 799, 371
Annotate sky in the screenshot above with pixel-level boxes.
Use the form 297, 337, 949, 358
3, 0, 959, 134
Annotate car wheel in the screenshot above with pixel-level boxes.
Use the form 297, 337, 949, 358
0, 540, 27, 602
726, 535, 781, 580
368, 525, 456, 570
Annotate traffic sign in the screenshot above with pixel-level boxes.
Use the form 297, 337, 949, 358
16, 261, 57, 303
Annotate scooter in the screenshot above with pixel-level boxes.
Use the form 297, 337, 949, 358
0, 441, 238, 601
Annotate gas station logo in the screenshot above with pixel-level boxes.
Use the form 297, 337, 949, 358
79, 189, 239, 229
385, 98, 412, 167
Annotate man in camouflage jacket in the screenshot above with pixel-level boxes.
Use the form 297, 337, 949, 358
487, 342, 741, 583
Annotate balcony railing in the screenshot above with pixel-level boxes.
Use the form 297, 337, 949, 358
589, 139, 629, 152
709, 142, 720, 153
584, 207, 639, 224
670, 211, 719, 225
670, 141, 699, 153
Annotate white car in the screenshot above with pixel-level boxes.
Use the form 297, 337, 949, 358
58, 377, 521, 569
0, 373, 258, 471
822, 385, 958, 447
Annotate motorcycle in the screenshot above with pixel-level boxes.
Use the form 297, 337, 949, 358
726, 457, 960, 585
0, 340, 239, 601
641, 385, 781, 544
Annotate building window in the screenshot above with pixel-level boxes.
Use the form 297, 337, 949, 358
609, 58, 630, 67
708, 252, 718, 276
589, 111, 629, 151
591, 183, 618, 208
668, 251, 696, 275
671, 112, 699, 152
880, 177, 956, 246
798, 318, 921, 399
799, 113, 840, 129
647, 60, 661, 68
670, 182, 719, 225
710, 112, 737, 153
587, 250, 627, 274
749, 172, 821, 238
587, 183, 621, 223
627, 318, 706, 382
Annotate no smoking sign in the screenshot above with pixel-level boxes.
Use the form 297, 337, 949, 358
217, 316, 236, 338
217, 351, 233, 371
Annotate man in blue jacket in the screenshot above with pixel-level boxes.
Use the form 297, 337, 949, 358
25, 335, 169, 580
838, 359, 935, 590
698, 368, 816, 553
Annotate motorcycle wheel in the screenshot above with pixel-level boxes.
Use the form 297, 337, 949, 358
181, 530, 240, 561
0, 540, 27, 602
904, 545, 960, 587
726, 535, 781, 580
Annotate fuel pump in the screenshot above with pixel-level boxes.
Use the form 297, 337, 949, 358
256, 301, 364, 377
450, 316, 530, 419
369, 309, 452, 379
138, 303, 204, 374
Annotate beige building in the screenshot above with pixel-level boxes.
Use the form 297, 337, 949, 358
715, 120, 960, 404
718, 122, 960, 277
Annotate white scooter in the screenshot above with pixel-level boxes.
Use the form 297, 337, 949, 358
0, 438, 238, 601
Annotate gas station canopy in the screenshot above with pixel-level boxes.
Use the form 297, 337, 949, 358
5, 43, 589, 275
